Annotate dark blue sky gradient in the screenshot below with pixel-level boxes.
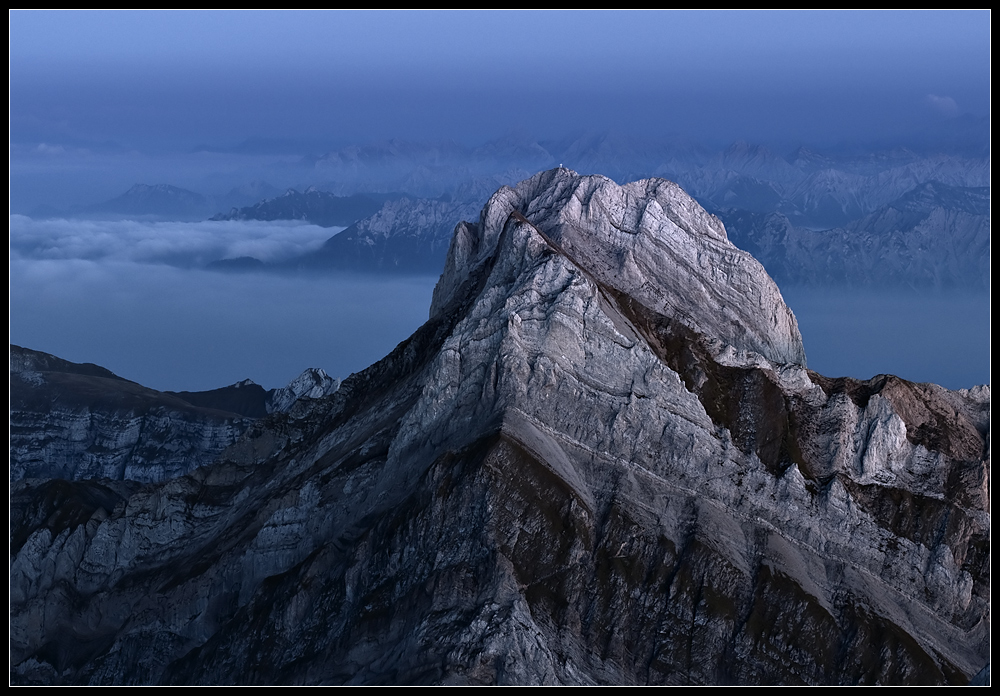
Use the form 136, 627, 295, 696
11, 11, 990, 149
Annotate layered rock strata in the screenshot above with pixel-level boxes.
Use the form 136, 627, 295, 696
10, 170, 989, 685
10, 346, 338, 483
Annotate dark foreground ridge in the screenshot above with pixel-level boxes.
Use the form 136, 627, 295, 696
10, 345, 339, 483
10, 170, 990, 685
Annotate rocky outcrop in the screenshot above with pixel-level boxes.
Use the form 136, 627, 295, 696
9, 171, 989, 685
265, 368, 340, 414
431, 170, 805, 366
10, 346, 339, 483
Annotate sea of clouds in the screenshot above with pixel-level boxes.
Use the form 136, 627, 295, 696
10, 215, 339, 267
10, 215, 438, 392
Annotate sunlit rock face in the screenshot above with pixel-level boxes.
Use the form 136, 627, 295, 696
10, 170, 989, 685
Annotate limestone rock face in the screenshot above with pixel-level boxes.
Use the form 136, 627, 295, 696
432, 169, 805, 366
10, 346, 255, 484
10, 170, 989, 685
10, 347, 339, 483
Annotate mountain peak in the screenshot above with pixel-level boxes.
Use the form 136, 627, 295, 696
9, 171, 987, 685
433, 168, 805, 367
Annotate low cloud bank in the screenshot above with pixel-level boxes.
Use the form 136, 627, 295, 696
10, 215, 340, 267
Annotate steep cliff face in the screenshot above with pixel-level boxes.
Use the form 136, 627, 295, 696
10, 346, 256, 483
10, 170, 989, 685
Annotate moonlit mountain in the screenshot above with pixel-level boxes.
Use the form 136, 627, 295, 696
9, 11, 991, 686
10, 170, 989, 685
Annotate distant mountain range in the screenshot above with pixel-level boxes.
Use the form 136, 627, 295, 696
210, 188, 386, 228
287, 197, 482, 273
719, 181, 990, 289
83, 183, 213, 221
218, 177, 989, 288
20, 125, 989, 288
31, 181, 284, 222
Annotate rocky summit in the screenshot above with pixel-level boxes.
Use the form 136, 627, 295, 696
10, 169, 990, 685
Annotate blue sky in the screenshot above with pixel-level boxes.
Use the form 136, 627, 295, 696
11, 10, 990, 149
